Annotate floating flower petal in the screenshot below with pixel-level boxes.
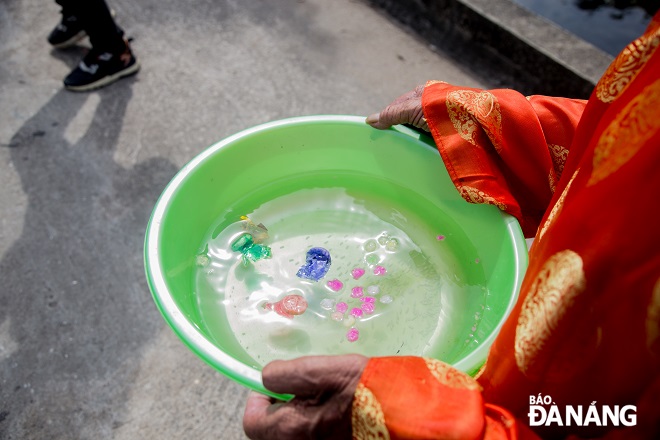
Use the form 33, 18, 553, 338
320, 298, 336, 310
296, 247, 332, 281
351, 268, 365, 280
346, 327, 360, 342
351, 286, 364, 298
331, 311, 344, 321
327, 279, 344, 291
379, 295, 393, 304
264, 294, 308, 319
350, 308, 364, 318
363, 239, 378, 252
336, 302, 348, 313
385, 238, 400, 251
367, 285, 380, 295
373, 265, 387, 276
361, 303, 375, 314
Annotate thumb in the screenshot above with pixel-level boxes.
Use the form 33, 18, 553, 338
366, 85, 428, 131
366, 100, 415, 129
262, 355, 368, 397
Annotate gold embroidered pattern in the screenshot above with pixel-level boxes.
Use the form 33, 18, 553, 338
424, 358, 482, 391
446, 90, 504, 153
596, 28, 660, 103
538, 170, 578, 242
548, 170, 557, 194
548, 144, 569, 180
646, 278, 660, 357
459, 185, 507, 211
589, 79, 660, 186
352, 383, 390, 440
426, 79, 448, 87
515, 250, 586, 378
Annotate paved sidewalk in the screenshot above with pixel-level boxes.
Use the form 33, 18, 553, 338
0, 0, 604, 438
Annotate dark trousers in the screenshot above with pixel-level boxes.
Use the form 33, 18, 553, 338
55, 0, 125, 53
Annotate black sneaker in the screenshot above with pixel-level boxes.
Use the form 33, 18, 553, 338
63, 42, 140, 92
48, 14, 86, 49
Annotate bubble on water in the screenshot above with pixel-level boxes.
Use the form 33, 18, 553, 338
377, 234, 389, 246
363, 239, 378, 252
320, 298, 336, 310
379, 295, 393, 304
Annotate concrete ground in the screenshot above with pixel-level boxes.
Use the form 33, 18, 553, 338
0, 0, 605, 439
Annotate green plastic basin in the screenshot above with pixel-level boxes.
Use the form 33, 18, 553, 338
144, 115, 527, 398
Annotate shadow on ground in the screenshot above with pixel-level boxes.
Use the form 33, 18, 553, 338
0, 80, 178, 438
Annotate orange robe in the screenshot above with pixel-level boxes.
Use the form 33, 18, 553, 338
353, 12, 660, 440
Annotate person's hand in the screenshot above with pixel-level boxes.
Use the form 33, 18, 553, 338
366, 84, 429, 131
243, 354, 368, 440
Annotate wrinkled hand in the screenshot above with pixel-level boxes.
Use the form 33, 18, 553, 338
243, 354, 369, 440
366, 84, 429, 131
